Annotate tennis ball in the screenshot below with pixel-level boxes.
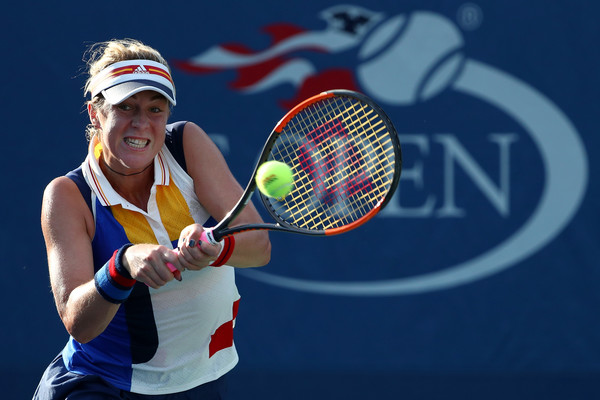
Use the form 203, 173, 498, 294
256, 161, 294, 198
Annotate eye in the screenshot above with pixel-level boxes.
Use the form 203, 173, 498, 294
117, 103, 132, 111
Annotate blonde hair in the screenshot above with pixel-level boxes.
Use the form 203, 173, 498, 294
84, 39, 174, 139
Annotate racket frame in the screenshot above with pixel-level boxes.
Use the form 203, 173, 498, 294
208, 89, 401, 242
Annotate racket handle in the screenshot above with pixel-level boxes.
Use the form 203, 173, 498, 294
200, 229, 220, 245
167, 249, 182, 281
166, 230, 218, 280
166, 262, 181, 278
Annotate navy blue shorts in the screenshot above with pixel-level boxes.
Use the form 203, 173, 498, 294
33, 353, 229, 399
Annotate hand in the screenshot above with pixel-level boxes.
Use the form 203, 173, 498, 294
177, 224, 222, 270
121, 244, 183, 289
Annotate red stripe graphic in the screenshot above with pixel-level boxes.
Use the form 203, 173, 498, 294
108, 66, 135, 78
88, 162, 110, 205
209, 299, 240, 358
107, 65, 173, 83
147, 66, 174, 83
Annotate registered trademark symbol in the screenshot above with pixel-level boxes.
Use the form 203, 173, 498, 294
457, 3, 483, 31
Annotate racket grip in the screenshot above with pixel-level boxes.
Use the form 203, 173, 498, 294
200, 229, 219, 245
166, 262, 181, 281
167, 249, 182, 281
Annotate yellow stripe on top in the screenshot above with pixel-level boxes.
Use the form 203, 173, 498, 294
111, 205, 159, 244
156, 177, 196, 242
110, 177, 195, 245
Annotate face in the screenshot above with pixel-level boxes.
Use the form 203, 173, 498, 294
89, 90, 170, 175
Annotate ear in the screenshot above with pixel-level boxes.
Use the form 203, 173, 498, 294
88, 103, 100, 128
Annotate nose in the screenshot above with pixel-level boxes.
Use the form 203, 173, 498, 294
131, 109, 150, 128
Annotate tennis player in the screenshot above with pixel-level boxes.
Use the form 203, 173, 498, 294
33, 38, 271, 399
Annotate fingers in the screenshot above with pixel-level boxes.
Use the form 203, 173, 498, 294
165, 248, 185, 282
141, 261, 179, 289
126, 245, 184, 289
177, 238, 221, 270
176, 224, 223, 270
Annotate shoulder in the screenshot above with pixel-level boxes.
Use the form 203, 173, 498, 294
42, 176, 94, 239
42, 176, 89, 220
43, 175, 82, 203
167, 120, 207, 140
181, 121, 205, 136
166, 121, 211, 150
181, 122, 217, 150
180, 122, 226, 169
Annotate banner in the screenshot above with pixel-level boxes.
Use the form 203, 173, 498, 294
2, 1, 598, 398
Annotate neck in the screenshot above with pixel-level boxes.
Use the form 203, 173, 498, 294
100, 158, 155, 211
103, 160, 153, 177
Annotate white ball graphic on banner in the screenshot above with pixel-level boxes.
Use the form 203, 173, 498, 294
357, 12, 465, 105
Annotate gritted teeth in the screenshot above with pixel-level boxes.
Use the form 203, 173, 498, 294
124, 137, 149, 149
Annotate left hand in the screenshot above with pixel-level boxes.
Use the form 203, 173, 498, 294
176, 224, 222, 270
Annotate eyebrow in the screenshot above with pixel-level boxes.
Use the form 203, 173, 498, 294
127, 93, 168, 103
151, 93, 167, 101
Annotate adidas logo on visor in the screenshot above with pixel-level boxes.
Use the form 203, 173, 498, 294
133, 65, 149, 74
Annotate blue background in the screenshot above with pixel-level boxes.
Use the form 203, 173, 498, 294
2, 0, 599, 399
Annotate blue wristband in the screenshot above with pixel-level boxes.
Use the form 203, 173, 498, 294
94, 244, 136, 304
114, 244, 134, 279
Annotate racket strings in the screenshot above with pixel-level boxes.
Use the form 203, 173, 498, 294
301, 100, 393, 206
274, 102, 392, 229
268, 96, 396, 231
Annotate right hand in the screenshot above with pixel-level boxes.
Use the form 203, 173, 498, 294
121, 244, 184, 289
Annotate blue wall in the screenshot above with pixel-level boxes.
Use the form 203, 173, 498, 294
3, 0, 599, 398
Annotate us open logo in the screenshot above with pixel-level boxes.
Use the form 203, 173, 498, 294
177, 5, 588, 295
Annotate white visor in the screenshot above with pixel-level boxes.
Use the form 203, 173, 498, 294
89, 59, 176, 106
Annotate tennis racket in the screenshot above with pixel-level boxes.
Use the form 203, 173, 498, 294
200, 89, 402, 245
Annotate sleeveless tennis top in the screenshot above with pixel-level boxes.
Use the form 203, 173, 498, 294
61, 122, 240, 395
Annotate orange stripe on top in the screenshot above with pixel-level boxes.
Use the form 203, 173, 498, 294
111, 177, 194, 245
89, 143, 111, 205
157, 153, 168, 185
105, 65, 174, 84
107, 66, 135, 78
147, 67, 174, 84
87, 161, 110, 206
156, 177, 195, 242
111, 205, 158, 245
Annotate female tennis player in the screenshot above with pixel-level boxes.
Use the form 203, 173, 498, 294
33, 38, 271, 399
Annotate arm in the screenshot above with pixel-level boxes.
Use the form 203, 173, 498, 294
42, 176, 119, 343
42, 177, 181, 343
181, 122, 271, 268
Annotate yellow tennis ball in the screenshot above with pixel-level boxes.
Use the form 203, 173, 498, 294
256, 161, 294, 198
